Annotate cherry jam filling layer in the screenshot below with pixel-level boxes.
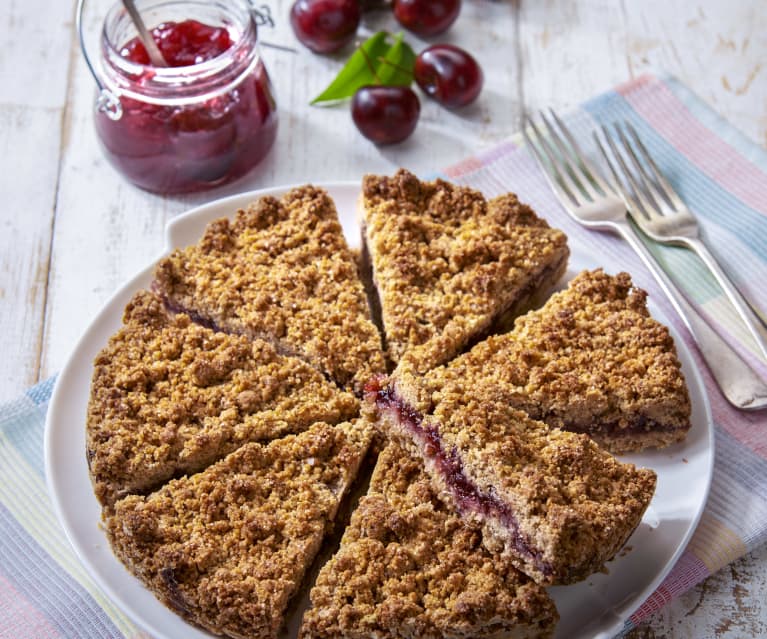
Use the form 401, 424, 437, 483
155, 290, 348, 392
365, 377, 554, 577
463, 252, 568, 353
561, 414, 685, 435
156, 290, 224, 334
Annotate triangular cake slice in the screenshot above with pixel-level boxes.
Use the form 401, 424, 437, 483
87, 291, 359, 507
361, 169, 569, 371
106, 420, 371, 639
367, 372, 657, 585
153, 185, 385, 393
442, 269, 692, 453
300, 441, 558, 639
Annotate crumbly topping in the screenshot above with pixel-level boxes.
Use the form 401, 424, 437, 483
300, 442, 558, 639
107, 421, 371, 639
423, 269, 691, 453
153, 185, 385, 393
89, 175, 690, 637
376, 372, 657, 585
361, 170, 569, 369
87, 291, 359, 507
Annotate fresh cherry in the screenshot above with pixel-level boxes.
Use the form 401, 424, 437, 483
290, 0, 361, 54
414, 43, 483, 109
351, 86, 420, 144
393, 0, 461, 37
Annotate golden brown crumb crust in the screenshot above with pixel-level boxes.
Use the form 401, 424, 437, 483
153, 185, 385, 393
106, 421, 371, 639
433, 269, 692, 453
376, 374, 657, 585
87, 290, 358, 507
300, 442, 558, 639
87, 175, 692, 638
361, 169, 569, 370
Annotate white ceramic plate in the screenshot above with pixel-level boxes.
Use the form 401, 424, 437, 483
45, 182, 714, 639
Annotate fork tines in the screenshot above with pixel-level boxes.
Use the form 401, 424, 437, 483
594, 122, 684, 219
522, 110, 612, 209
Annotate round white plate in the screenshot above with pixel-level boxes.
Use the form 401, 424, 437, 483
45, 182, 714, 639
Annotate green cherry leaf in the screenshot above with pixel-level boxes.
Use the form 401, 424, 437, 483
311, 32, 390, 105
377, 33, 416, 87
311, 31, 416, 106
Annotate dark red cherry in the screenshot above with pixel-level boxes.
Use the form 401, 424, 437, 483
392, 0, 461, 37
414, 43, 483, 109
290, 0, 361, 54
351, 86, 420, 145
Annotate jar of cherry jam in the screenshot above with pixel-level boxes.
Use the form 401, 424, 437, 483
82, 0, 278, 193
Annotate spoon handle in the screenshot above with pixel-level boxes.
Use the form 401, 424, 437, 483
121, 0, 167, 67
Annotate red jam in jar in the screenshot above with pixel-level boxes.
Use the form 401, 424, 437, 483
94, 1, 277, 193
119, 20, 233, 66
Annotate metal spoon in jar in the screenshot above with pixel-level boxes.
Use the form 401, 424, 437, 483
121, 0, 168, 67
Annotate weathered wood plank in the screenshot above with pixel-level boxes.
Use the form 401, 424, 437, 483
0, 107, 62, 401
518, 0, 765, 145
622, 0, 767, 147
0, 0, 73, 107
517, 0, 630, 111
0, 0, 75, 403
630, 542, 767, 638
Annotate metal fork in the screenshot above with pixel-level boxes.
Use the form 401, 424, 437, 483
596, 121, 767, 362
523, 109, 767, 411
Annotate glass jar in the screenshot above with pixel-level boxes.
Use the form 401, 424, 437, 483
85, 0, 278, 193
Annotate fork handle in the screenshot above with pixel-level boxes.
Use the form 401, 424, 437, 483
678, 237, 767, 361
615, 219, 767, 411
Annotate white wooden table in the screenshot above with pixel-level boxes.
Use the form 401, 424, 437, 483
2, 0, 765, 636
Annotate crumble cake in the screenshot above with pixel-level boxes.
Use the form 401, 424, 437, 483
106, 420, 371, 639
86, 176, 693, 637
433, 269, 692, 453
87, 290, 358, 507
367, 373, 657, 585
300, 441, 558, 639
361, 169, 569, 370
153, 185, 385, 393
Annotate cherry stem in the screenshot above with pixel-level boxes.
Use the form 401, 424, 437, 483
376, 56, 415, 81
359, 44, 383, 85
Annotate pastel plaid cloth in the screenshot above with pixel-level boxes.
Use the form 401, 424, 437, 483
441, 73, 767, 633
1, 74, 765, 637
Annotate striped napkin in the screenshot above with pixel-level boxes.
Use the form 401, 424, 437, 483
441, 73, 767, 633
1, 74, 765, 637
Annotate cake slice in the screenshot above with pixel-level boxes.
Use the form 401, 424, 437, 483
153, 185, 385, 393
361, 169, 569, 371
300, 441, 558, 639
438, 269, 692, 453
367, 371, 657, 585
106, 420, 371, 639
87, 290, 359, 507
